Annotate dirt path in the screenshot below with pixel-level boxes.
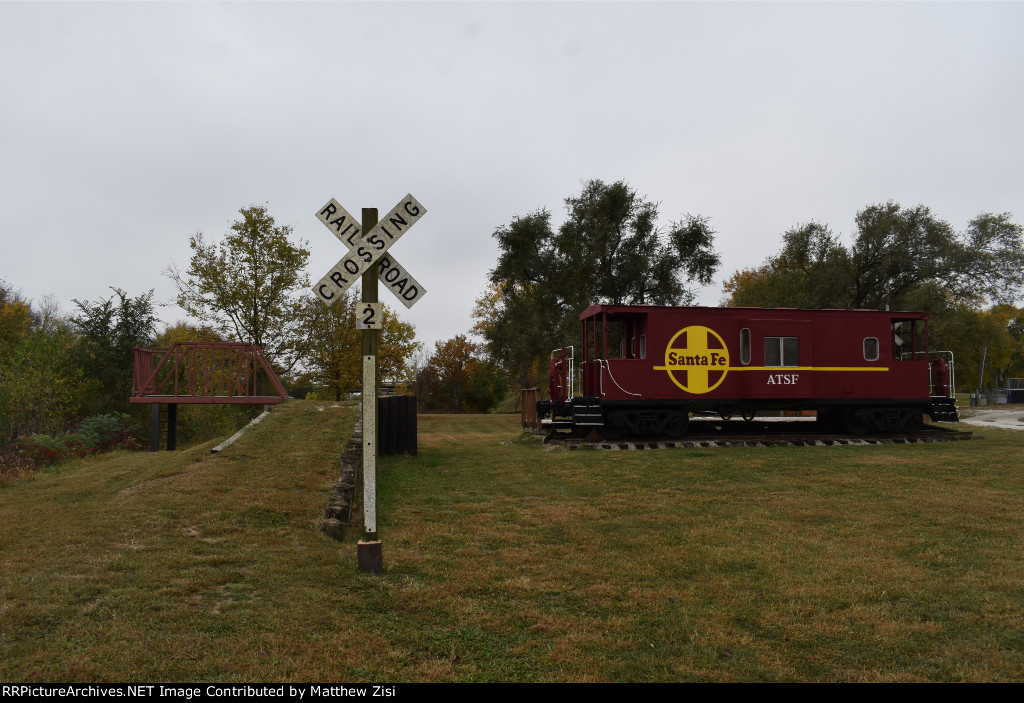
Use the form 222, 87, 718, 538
958, 406, 1024, 431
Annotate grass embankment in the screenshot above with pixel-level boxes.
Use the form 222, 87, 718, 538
2, 402, 1022, 682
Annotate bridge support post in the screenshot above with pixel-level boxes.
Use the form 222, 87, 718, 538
148, 403, 179, 452
167, 404, 178, 451
150, 404, 161, 452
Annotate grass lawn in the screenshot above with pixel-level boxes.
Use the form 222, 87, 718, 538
2, 400, 1022, 682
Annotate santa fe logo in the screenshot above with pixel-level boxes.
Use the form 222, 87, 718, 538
313, 195, 427, 309
655, 326, 730, 394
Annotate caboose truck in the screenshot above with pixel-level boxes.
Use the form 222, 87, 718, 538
538, 305, 959, 438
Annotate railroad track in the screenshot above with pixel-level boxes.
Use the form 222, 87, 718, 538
540, 420, 974, 450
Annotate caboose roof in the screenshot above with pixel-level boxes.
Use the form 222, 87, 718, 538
578, 304, 930, 321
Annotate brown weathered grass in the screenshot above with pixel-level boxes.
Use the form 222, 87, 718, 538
1, 403, 1022, 681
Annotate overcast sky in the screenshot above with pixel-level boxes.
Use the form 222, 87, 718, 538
2, 0, 1022, 351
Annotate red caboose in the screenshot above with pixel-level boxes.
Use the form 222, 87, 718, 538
539, 305, 958, 437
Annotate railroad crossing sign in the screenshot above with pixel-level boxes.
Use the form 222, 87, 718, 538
313, 194, 428, 575
313, 195, 427, 308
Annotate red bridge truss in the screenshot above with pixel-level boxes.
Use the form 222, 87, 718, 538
130, 342, 288, 405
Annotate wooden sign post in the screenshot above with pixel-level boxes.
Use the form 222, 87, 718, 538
314, 196, 427, 574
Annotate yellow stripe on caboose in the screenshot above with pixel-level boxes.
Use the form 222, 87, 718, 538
652, 365, 890, 372
731, 366, 890, 372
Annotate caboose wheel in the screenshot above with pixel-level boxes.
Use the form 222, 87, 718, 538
602, 413, 629, 440
902, 410, 924, 433
664, 413, 690, 438
844, 409, 871, 435
741, 409, 756, 422
816, 410, 842, 432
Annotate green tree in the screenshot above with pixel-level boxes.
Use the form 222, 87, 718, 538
1, 288, 91, 443
723, 203, 1024, 312
166, 205, 310, 373
462, 358, 509, 413
471, 279, 551, 391
924, 299, 1014, 391
722, 222, 850, 308
960, 213, 1024, 306
481, 180, 719, 389
849, 202, 964, 310
71, 288, 158, 417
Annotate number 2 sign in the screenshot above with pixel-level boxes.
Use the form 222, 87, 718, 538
356, 302, 383, 329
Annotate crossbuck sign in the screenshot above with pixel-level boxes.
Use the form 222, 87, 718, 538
312, 194, 427, 568
313, 194, 427, 308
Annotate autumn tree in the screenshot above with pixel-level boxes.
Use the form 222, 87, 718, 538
155, 321, 222, 346
417, 335, 478, 412
297, 292, 421, 401
1003, 306, 1024, 380
0, 321, 85, 442
0, 281, 33, 354
378, 306, 421, 386
0, 289, 86, 442
166, 205, 310, 373
480, 180, 719, 389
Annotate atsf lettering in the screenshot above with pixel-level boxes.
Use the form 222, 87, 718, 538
766, 373, 800, 385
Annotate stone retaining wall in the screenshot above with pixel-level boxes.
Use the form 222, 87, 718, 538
320, 416, 361, 541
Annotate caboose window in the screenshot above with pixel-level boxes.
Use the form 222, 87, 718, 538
863, 337, 879, 361
639, 335, 647, 360
765, 336, 799, 367
740, 328, 751, 365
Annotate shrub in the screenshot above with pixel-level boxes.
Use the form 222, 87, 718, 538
77, 412, 137, 451
15, 433, 80, 465
14, 413, 140, 466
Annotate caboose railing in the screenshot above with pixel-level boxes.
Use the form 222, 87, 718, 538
130, 342, 288, 404
550, 346, 576, 400
902, 349, 956, 399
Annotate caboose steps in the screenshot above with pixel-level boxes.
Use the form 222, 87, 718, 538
571, 398, 604, 427
929, 396, 959, 423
